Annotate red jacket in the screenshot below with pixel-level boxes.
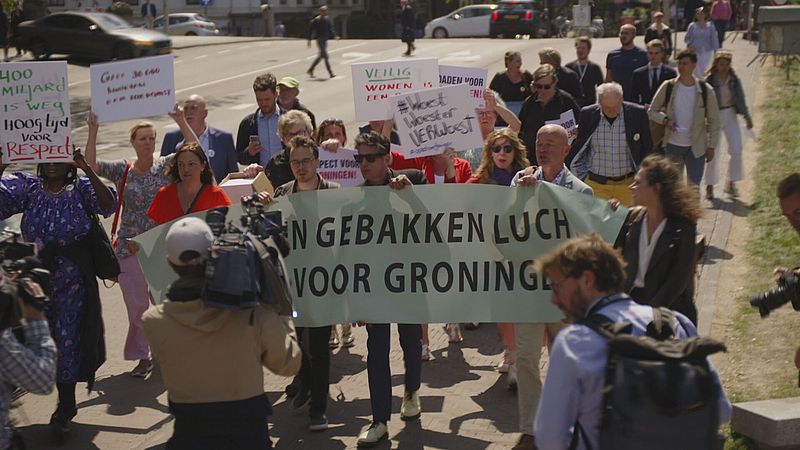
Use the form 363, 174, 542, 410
390, 151, 473, 184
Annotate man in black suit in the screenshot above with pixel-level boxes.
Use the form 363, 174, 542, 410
631, 40, 677, 150
539, 48, 583, 105
630, 40, 677, 107
353, 131, 425, 447
567, 82, 652, 205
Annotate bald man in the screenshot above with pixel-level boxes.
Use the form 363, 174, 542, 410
605, 24, 648, 103
160, 94, 239, 181
509, 125, 592, 450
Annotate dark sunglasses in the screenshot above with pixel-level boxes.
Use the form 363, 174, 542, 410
491, 144, 514, 154
533, 83, 553, 90
354, 153, 387, 163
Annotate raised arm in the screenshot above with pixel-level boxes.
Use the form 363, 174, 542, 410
84, 112, 100, 172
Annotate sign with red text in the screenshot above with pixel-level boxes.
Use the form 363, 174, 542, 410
438, 65, 488, 109
392, 84, 483, 158
318, 147, 364, 188
545, 110, 578, 144
351, 58, 439, 121
90, 55, 175, 123
0, 62, 72, 164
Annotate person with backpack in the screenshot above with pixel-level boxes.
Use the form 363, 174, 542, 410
648, 49, 720, 189
532, 233, 731, 450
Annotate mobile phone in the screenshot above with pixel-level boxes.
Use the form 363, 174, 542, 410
249, 135, 260, 144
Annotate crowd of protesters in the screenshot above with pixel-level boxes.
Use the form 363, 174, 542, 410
0, 10, 755, 449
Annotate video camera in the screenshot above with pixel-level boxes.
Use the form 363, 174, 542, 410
749, 271, 800, 318
0, 229, 51, 330
201, 195, 293, 316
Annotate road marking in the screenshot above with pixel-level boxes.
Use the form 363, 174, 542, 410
230, 103, 255, 110
239, 45, 251, 50
194, 55, 208, 60
174, 58, 302, 95
163, 124, 178, 130
95, 143, 117, 151
174, 60, 184, 64
341, 52, 372, 63
218, 49, 231, 54
69, 80, 90, 88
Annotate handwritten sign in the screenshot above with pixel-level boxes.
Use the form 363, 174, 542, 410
392, 84, 483, 158
318, 147, 364, 187
438, 65, 488, 109
90, 55, 175, 123
351, 58, 439, 121
545, 110, 578, 144
0, 62, 71, 164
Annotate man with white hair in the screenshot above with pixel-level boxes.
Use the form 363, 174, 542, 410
567, 82, 652, 205
142, 217, 301, 449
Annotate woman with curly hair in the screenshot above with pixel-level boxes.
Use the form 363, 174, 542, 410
616, 154, 702, 324
467, 128, 529, 389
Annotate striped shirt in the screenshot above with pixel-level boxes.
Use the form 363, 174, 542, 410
588, 109, 634, 178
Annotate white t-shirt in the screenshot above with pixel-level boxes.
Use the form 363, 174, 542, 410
669, 83, 696, 147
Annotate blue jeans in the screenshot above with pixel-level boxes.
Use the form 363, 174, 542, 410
309, 38, 331, 73
366, 323, 422, 423
665, 143, 706, 185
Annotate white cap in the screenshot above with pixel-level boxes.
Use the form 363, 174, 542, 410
165, 217, 214, 266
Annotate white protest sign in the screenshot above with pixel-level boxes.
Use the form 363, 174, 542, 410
0, 62, 72, 164
392, 84, 483, 158
546, 110, 578, 144
438, 65, 488, 109
318, 147, 364, 187
351, 58, 439, 121
90, 55, 175, 123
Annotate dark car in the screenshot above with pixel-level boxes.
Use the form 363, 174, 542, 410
489, 1, 543, 38
17, 12, 172, 60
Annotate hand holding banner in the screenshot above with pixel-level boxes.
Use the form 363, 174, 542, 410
0, 62, 72, 164
90, 54, 175, 123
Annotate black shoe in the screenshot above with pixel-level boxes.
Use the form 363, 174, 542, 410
306, 68, 315, 78
329, 72, 336, 78
292, 388, 310, 410
309, 413, 328, 431
49, 407, 76, 444
285, 380, 301, 398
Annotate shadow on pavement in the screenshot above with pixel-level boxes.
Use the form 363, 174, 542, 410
78, 371, 168, 416
21, 423, 101, 450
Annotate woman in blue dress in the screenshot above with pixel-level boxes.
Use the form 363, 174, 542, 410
0, 150, 116, 442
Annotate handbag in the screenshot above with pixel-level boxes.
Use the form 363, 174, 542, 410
77, 183, 122, 281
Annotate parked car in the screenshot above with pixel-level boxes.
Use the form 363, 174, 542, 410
17, 12, 172, 60
489, 0, 543, 38
152, 13, 219, 36
424, 4, 498, 38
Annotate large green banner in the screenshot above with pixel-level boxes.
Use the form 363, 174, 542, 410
134, 184, 628, 327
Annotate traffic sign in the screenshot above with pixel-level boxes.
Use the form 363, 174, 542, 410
200, 0, 213, 7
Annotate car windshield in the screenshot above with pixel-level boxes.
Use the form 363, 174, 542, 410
498, 2, 535, 10
195, 15, 210, 22
91, 14, 131, 30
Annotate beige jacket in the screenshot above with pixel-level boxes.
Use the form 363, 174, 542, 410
648, 77, 721, 159
142, 300, 301, 404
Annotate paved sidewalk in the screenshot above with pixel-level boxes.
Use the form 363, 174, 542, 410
8, 35, 764, 449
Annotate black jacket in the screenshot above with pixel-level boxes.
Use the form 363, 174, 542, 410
556, 66, 583, 107
565, 60, 604, 107
360, 168, 427, 187
566, 102, 653, 180
631, 64, 677, 106
518, 89, 581, 165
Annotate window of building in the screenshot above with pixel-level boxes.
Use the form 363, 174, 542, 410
186, 0, 200, 5
48, 0, 65, 6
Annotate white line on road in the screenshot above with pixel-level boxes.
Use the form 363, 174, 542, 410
239, 45, 251, 50
194, 55, 208, 60
218, 49, 231, 54
174, 60, 184, 64
174, 59, 302, 95
230, 103, 255, 110
68, 80, 90, 88
95, 143, 117, 151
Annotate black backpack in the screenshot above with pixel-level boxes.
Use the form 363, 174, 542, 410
570, 306, 727, 450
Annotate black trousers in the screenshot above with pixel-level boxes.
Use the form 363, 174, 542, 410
297, 326, 332, 415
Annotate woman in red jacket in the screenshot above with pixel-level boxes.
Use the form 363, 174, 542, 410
147, 142, 232, 225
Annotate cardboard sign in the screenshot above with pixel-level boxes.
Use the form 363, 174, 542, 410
392, 84, 483, 158
219, 171, 274, 201
438, 65, 488, 109
351, 58, 439, 121
0, 62, 72, 164
318, 147, 364, 188
90, 55, 175, 123
545, 110, 578, 144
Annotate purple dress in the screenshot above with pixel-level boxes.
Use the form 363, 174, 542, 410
0, 172, 116, 383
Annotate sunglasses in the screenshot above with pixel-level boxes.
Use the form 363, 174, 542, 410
533, 83, 553, 90
491, 144, 514, 154
354, 153, 387, 163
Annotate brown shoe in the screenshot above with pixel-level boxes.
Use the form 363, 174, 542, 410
511, 433, 535, 450
130, 359, 153, 378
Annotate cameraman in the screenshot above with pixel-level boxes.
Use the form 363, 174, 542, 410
0, 268, 56, 450
142, 217, 301, 450
777, 173, 800, 370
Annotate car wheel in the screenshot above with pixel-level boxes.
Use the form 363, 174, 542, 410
185, 31, 197, 36
29, 39, 49, 60
113, 43, 134, 60
432, 27, 448, 39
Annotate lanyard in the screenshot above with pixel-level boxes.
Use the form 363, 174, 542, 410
576, 63, 588, 83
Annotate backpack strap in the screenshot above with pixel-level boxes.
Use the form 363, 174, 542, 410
646, 307, 676, 340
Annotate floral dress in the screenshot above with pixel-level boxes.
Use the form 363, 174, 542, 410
0, 172, 116, 383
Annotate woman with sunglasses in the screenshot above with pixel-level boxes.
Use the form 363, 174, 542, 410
466, 128, 530, 390
518, 64, 580, 165
0, 150, 116, 442
704, 51, 753, 199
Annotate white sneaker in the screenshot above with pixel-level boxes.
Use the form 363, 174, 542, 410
400, 390, 421, 421
357, 422, 388, 448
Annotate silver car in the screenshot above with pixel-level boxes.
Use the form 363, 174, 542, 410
152, 13, 219, 36
424, 4, 498, 38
